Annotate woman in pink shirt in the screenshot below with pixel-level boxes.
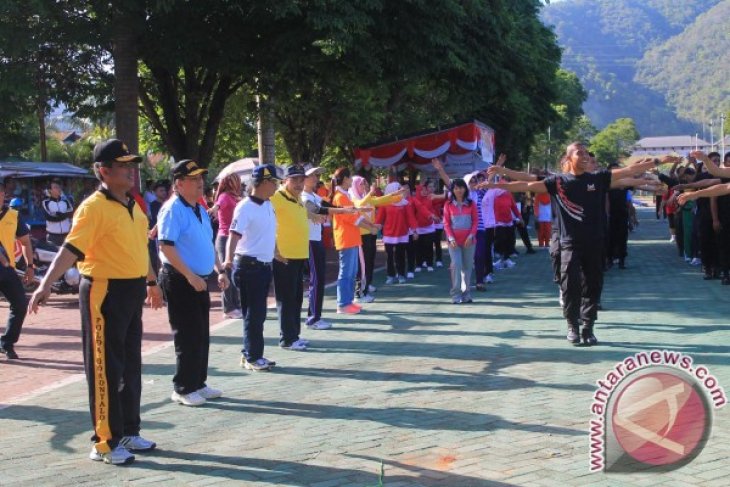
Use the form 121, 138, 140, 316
211, 174, 243, 318
443, 179, 478, 304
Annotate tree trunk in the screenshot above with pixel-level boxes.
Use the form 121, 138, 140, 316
112, 6, 141, 187
257, 95, 276, 164
37, 99, 47, 162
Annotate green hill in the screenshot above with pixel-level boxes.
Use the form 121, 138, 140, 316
636, 0, 730, 129
542, 0, 722, 136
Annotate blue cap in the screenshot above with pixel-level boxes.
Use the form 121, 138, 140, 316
9, 198, 23, 208
252, 164, 282, 183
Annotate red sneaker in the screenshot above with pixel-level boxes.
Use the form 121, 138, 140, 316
337, 304, 361, 314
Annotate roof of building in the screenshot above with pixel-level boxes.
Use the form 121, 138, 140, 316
634, 135, 710, 148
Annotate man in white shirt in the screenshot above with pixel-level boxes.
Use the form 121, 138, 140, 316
224, 164, 281, 371
42, 179, 74, 245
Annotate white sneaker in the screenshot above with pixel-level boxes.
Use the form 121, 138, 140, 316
406, 272, 415, 279
241, 357, 273, 371
298, 338, 310, 345
89, 445, 135, 465
398, 276, 407, 284
690, 258, 702, 266
171, 390, 206, 407
427, 266, 434, 272
356, 294, 375, 304
120, 435, 157, 452
385, 276, 395, 284
307, 320, 332, 330
485, 273, 494, 284
415, 267, 422, 273
367, 284, 377, 293
493, 261, 505, 270
223, 309, 243, 319
669, 235, 676, 243
504, 259, 516, 268
281, 339, 307, 351
436, 261, 444, 268
197, 386, 223, 399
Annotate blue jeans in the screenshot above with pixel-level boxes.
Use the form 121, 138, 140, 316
307, 240, 326, 325
232, 257, 272, 362
337, 247, 358, 307
215, 235, 241, 313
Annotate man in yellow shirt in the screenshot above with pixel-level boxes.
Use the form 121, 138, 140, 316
0, 182, 35, 359
270, 165, 310, 351
28, 139, 163, 465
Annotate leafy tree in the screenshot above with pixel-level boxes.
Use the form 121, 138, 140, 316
0, 0, 109, 159
589, 117, 639, 165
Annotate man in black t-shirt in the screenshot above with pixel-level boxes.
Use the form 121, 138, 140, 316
678, 151, 730, 282
483, 142, 678, 346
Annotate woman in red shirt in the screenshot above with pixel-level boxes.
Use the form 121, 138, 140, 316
376, 182, 417, 284
443, 179, 478, 304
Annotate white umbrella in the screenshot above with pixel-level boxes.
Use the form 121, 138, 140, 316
214, 157, 260, 182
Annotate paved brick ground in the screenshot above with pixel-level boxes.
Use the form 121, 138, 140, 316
1, 207, 728, 486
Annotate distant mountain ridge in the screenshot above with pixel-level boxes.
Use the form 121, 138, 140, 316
542, 0, 724, 136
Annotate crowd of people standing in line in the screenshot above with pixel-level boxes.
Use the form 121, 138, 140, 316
658, 151, 730, 284
10, 135, 696, 467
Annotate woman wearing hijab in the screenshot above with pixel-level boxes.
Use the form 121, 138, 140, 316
349, 175, 406, 303
329, 168, 380, 314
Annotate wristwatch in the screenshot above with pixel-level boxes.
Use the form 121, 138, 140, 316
146, 280, 157, 287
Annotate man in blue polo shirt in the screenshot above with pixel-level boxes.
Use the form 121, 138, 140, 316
157, 159, 229, 407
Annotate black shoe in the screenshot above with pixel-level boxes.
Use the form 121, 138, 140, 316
618, 261, 626, 269
461, 297, 473, 303
475, 283, 486, 292
526, 248, 536, 254
566, 326, 580, 345
597, 303, 604, 311
580, 324, 598, 346
0, 347, 18, 359
703, 273, 713, 280
723, 276, 730, 285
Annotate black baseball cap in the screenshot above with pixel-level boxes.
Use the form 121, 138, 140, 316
171, 159, 208, 180
93, 139, 142, 163
252, 164, 282, 183
285, 165, 306, 178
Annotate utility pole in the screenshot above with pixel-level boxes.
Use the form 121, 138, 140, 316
545, 125, 551, 172
710, 118, 715, 151
722, 114, 726, 157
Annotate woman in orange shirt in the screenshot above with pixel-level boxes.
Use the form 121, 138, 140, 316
329, 168, 379, 314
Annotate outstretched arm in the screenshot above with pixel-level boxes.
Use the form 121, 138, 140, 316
693, 151, 730, 178
479, 181, 548, 194
678, 183, 730, 205
611, 156, 681, 182
487, 165, 537, 182
431, 159, 451, 187
611, 177, 662, 189
675, 178, 722, 191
